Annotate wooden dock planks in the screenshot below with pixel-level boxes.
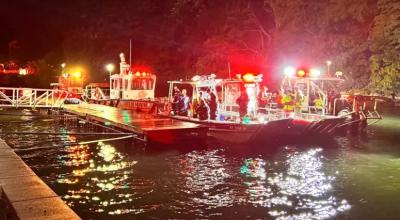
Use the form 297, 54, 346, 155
63, 103, 207, 144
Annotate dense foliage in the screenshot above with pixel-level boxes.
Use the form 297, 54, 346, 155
0, 0, 399, 94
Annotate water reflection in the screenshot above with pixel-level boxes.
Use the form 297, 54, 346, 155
3, 108, 400, 219
241, 148, 351, 219
177, 149, 235, 216
57, 141, 138, 215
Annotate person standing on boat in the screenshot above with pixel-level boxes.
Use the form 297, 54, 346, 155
172, 86, 181, 115
208, 88, 218, 120
259, 86, 269, 108
282, 90, 295, 113
192, 91, 204, 118
197, 98, 210, 120
178, 89, 190, 116
236, 87, 249, 120
294, 89, 304, 114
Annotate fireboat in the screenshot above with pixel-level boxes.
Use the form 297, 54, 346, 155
161, 68, 383, 144
78, 53, 383, 145
82, 53, 159, 113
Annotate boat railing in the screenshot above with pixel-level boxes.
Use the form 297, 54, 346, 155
262, 106, 336, 122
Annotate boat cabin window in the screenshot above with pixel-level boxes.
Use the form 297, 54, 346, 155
131, 78, 154, 90
124, 79, 129, 90
111, 79, 119, 90
224, 83, 241, 106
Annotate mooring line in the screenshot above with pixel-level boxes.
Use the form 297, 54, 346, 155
78, 135, 137, 145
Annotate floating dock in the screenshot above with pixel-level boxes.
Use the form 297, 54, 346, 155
63, 103, 207, 144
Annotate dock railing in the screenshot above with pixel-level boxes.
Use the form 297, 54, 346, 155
0, 87, 68, 109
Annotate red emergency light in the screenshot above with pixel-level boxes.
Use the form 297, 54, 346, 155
134, 71, 150, 77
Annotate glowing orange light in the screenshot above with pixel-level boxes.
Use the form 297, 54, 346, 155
72, 72, 82, 78
135, 72, 140, 76
297, 70, 305, 77
142, 72, 146, 76
242, 73, 255, 83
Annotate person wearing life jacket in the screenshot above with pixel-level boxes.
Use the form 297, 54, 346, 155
282, 90, 295, 112
276, 90, 284, 109
314, 96, 324, 112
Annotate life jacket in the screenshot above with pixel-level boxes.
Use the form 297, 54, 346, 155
282, 95, 294, 111
315, 98, 323, 110
276, 95, 283, 105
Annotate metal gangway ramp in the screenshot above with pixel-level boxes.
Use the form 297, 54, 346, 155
0, 87, 68, 109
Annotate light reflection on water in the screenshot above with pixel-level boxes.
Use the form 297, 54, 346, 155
1, 109, 400, 219
175, 149, 236, 216
240, 149, 351, 219
58, 141, 139, 215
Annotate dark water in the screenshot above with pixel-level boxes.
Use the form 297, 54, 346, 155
1, 108, 400, 220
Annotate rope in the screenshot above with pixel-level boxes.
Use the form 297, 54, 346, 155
78, 135, 137, 145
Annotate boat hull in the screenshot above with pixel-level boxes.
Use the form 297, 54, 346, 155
164, 115, 348, 145
88, 99, 159, 113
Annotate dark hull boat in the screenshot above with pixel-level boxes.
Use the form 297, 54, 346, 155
167, 115, 348, 145
163, 73, 382, 145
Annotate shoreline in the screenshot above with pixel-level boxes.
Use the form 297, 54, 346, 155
0, 139, 80, 220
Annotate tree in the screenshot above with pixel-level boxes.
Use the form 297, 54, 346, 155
168, 0, 274, 77
265, 0, 378, 89
369, 0, 400, 95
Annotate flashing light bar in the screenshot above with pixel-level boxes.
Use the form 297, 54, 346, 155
241, 73, 263, 83
284, 66, 322, 78
242, 73, 256, 83
309, 68, 321, 77
284, 66, 296, 76
134, 71, 151, 77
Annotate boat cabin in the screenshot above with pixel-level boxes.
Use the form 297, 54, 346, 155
167, 73, 263, 119
50, 72, 84, 99
280, 74, 344, 114
110, 53, 156, 100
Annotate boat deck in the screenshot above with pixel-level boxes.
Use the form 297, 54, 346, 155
63, 103, 207, 144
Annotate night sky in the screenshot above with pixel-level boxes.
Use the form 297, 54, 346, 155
0, 0, 398, 94
0, 0, 67, 61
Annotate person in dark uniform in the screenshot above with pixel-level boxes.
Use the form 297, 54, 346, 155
196, 98, 210, 120
208, 88, 218, 120
172, 86, 181, 115
236, 87, 249, 120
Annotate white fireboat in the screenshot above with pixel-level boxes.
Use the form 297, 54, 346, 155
162, 69, 383, 145
82, 53, 158, 113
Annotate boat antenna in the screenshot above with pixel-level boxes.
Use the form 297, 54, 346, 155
129, 39, 132, 70
228, 62, 231, 79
